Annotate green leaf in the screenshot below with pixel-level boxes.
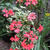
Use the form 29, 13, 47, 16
34, 36, 41, 50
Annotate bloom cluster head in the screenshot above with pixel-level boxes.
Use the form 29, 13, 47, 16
16, 0, 38, 6
9, 20, 22, 33
21, 39, 34, 50
21, 31, 38, 50
2, 8, 14, 18
10, 35, 19, 42
37, 24, 43, 32
25, 0, 38, 6
28, 12, 37, 21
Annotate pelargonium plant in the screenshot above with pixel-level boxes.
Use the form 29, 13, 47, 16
2, 0, 43, 50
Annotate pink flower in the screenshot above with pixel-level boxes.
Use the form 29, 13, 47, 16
10, 27, 15, 31
9, 23, 15, 31
24, 34, 30, 38
2, 8, 9, 18
9, 21, 22, 31
21, 39, 28, 49
8, 9, 14, 16
17, 21, 22, 27
15, 21, 22, 28
10, 35, 19, 42
25, 2, 30, 6
35, 36, 38, 40
14, 35, 19, 42
12, 20, 17, 24
28, 12, 37, 21
33, 34, 38, 40
21, 39, 34, 50
25, 0, 38, 6
27, 43, 34, 50
2, 8, 8, 13
29, 38, 35, 42
9, 24, 14, 28
30, 31, 33, 35
10, 37, 15, 42
24, 31, 33, 38
32, 0, 38, 6
37, 24, 43, 32
3, 13, 8, 18
33, 34, 36, 37
14, 28, 20, 33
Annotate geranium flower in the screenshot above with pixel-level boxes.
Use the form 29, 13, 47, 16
21, 39, 28, 49
25, 2, 30, 6
25, 0, 38, 6
29, 37, 35, 42
9, 23, 15, 31
14, 28, 20, 33
12, 20, 17, 24
10, 35, 19, 42
14, 35, 20, 42
37, 24, 43, 32
28, 12, 37, 21
3, 13, 9, 18
10, 37, 15, 42
27, 43, 34, 50
30, 31, 33, 35
21, 39, 34, 50
24, 31, 33, 38
8, 9, 14, 16
33, 34, 38, 40
32, 0, 38, 6
2, 8, 8, 13
24, 32, 30, 38
15, 21, 22, 28
2, 8, 9, 17
35, 36, 38, 40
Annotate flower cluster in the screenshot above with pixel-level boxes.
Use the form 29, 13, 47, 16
9, 12, 43, 50
21, 31, 38, 50
2, 8, 14, 18
37, 24, 43, 32
2, 7, 43, 50
9, 20, 22, 33
21, 39, 34, 50
24, 31, 38, 40
10, 35, 19, 42
16, 0, 38, 6
25, 0, 38, 6
28, 12, 37, 21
